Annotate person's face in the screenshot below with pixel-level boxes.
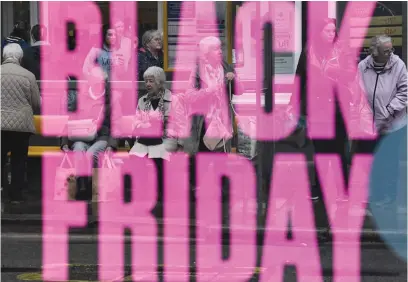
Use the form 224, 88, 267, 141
105, 29, 116, 47
145, 76, 160, 94
147, 34, 162, 51
321, 22, 336, 44
114, 21, 125, 38
374, 41, 394, 64
207, 43, 223, 62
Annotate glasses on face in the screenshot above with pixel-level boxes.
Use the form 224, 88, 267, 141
382, 47, 394, 56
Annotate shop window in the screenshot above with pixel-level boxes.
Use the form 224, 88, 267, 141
138, 1, 158, 40
94, 1, 158, 48
12, 1, 31, 42
163, 1, 229, 71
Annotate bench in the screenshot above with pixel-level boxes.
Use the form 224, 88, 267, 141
26, 79, 293, 157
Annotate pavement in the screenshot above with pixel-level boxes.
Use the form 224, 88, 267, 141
2, 151, 407, 281
2, 226, 407, 281
2, 184, 407, 281
2, 195, 407, 242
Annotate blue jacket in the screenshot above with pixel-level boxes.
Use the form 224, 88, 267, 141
1, 36, 30, 50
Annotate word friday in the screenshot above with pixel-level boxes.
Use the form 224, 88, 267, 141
40, 1, 380, 281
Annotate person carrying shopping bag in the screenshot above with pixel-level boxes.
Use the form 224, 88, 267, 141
60, 67, 121, 204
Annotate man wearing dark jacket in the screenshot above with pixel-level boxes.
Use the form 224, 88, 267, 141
1, 21, 30, 53
21, 24, 52, 80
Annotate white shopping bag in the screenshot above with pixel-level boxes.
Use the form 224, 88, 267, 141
54, 153, 76, 201
92, 154, 121, 203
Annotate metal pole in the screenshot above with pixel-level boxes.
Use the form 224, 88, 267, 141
256, 2, 274, 208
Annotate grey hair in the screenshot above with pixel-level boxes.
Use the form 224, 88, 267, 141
2, 43, 23, 62
199, 36, 221, 58
143, 66, 166, 87
142, 30, 162, 48
369, 35, 392, 56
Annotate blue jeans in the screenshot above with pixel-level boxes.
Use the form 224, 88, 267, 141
72, 140, 108, 168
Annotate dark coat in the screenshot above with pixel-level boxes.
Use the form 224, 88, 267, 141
21, 42, 53, 81
290, 43, 355, 118
1, 36, 29, 53
137, 48, 164, 81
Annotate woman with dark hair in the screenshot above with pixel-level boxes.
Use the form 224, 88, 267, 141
287, 18, 355, 201
82, 24, 126, 80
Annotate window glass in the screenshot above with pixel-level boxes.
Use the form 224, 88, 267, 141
165, 1, 228, 70
13, 1, 30, 42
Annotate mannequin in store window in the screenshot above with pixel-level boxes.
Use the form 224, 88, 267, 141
137, 30, 164, 81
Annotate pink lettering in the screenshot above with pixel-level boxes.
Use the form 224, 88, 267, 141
307, 1, 377, 139
163, 153, 190, 280
41, 1, 102, 136
233, 2, 300, 140
38, 1, 386, 281
42, 152, 88, 281
110, 2, 139, 138
196, 153, 256, 281
98, 154, 158, 281
316, 155, 372, 281
261, 154, 322, 281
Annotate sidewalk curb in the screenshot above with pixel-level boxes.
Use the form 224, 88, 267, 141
2, 214, 406, 243
2, 230, 405, 244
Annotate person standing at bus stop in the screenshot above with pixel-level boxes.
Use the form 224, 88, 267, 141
1, 43, 41, 203
354, 34, 407, 207
1, 21, 30, 54
22, 24, 52, 81
287, 18, 355, 201
137, 30, 164, 81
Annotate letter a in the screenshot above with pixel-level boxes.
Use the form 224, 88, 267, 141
261, 154, 322, 281
196, 153, 257, 281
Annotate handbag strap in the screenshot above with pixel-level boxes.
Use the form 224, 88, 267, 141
102, 154, 115, 169
60, 153, 73, 168
228, 80, 239, 137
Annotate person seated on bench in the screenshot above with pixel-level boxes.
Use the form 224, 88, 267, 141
129, 66, 181, 207
61, 67, 120, 193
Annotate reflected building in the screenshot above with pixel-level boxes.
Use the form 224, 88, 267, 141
1, 1, 406, 75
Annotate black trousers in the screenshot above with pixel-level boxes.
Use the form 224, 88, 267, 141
1, 130, 31, 200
